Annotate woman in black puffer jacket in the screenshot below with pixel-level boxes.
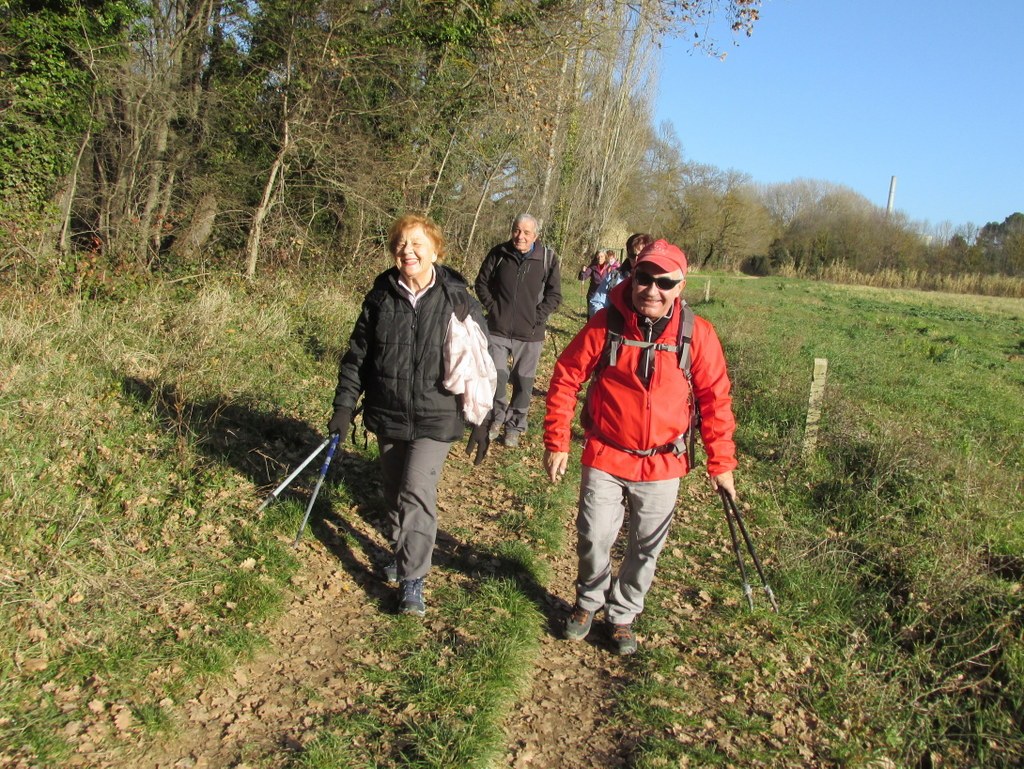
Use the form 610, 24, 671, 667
328, 214, 486, 617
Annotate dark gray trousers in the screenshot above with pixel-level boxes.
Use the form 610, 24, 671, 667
487, 335, 543, 436
378, 437, 453, 581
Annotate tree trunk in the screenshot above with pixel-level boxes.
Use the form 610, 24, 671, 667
170, 191, 219, 265
466, 145, 511, 263
426, 128, 459, 216
56, 128, 92, 255
245, 137, 288, 279
537, 52, 571, 231
141, 110, 171, 256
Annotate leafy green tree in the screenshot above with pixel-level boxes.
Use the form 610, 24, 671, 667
977, 213, 1024, 276
2, 0, 765, 280
0, 0, 137, 272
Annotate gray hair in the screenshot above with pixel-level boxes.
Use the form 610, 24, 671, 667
512, 213, 539, 232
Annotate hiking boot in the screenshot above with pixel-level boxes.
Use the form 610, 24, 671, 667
399, 577, 426, 617
488, 424, 502, 442
382, 559, 398, 586
609, 622, 637, 655
564, 605, 594, 641
502, 432, 521, 448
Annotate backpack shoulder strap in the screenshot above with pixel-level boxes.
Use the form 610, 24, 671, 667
677, 301, 701, 461
603, 304, 626, 366
604, 305, 694, 369
535, 246, 555, 307
677, 301, 695, 374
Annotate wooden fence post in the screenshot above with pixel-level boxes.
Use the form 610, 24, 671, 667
704, 279, 711, 303
802, 358, 829, 459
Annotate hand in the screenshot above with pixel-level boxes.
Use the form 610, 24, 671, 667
544, 449, 569, 483
465, 422, 490, 465
328, 406, 352, 438
709, 470, 736, 501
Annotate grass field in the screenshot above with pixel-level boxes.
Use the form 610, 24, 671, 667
1, 273, 1021, 767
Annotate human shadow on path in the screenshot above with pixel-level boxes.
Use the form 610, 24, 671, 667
120, 375, 566, 626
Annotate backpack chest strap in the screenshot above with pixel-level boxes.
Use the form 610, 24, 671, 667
607, 334, 680, 365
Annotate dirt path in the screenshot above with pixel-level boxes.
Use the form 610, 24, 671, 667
60, 434, 638, 769
55, 428, 826, 769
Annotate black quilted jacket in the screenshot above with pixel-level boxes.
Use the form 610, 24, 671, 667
332, 266, 485, 442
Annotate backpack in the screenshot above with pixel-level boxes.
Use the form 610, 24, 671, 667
533, 245, 555, 306
583, 301, 701, 462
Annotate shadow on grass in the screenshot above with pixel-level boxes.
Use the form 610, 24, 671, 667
119, 376, 563, 624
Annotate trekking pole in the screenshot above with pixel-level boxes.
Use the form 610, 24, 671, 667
718, 489, 780, 613
722, 494, 754, 611
256, 437, 331, 513
292, 433, 341, 547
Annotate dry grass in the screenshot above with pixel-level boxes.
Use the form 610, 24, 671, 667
775, 263, 1024, 298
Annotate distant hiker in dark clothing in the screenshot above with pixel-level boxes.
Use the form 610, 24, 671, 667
473, 213, 562, 450
329, 214, 491, 617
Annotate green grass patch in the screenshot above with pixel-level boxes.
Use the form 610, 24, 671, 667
293, 579, 540, 769
0, 279, 355, 765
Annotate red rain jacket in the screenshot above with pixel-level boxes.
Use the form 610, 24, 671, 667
543, 280, 737, 481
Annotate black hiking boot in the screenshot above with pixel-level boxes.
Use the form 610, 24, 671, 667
399, 577, 426, 617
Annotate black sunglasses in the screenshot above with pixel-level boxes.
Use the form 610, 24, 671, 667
634, 272, 683, 290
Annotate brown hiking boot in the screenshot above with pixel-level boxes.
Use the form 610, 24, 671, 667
609, 622, 637, 655
564, 605, 594, 640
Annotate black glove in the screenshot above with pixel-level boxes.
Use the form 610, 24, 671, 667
328, 406, 352, 438
465, 422, 490, 465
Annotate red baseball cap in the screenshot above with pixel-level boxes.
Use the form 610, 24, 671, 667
634, 239, 688, 276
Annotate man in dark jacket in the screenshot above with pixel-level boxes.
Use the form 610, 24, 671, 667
473, 214, 562, 448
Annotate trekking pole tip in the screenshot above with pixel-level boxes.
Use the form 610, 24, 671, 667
743, 584, 754, 611
764, 585, 780, 613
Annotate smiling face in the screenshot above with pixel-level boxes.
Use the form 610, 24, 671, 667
511, 218, 538, 254
392, 224, 438, 287
631, 265, 685, 319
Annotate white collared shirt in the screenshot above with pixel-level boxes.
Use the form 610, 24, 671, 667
397, 267, 437, 308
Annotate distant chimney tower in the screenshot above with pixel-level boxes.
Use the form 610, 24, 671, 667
886, 176, 897, 216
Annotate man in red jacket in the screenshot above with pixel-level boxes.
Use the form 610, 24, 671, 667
543, 239, 737, 655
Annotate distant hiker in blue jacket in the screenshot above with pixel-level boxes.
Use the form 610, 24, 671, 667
596, 232, 653, 310
578, 249, 617, 318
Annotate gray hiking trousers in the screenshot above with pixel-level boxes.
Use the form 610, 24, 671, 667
487, 335, 543, 437
575, 466, 680, 625
378, 437, 453, 581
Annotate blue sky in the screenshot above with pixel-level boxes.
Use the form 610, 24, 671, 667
654, 0, 1024, 231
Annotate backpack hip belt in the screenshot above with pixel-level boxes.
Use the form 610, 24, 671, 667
592, 428, 690, 458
